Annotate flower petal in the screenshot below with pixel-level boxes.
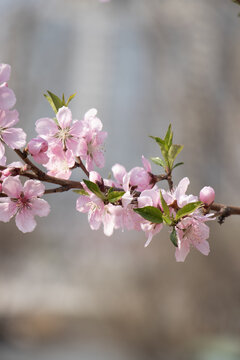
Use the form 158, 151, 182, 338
2, 176, 22, 198
35, 117, 58, 136
0, 86, 16, 110
0, 64, 11, 83
56, 106, 72, 129
23, 180, 45, 198
2, 127, 26, 149
30, 198, 50, 217
0, 200, 17, 222
15, 209, 36, 233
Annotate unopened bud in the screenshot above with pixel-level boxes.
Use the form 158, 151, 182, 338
199, 186, 215, 205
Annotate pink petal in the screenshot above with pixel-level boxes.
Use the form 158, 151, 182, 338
194, 240, 210, 256
2, 127, 26, 149
56, 106, 72, 129
0, 109, 19, 128
0, 86, 16, 110
76, 195, 91, 213
0, 155, 6, 165
2, 176, 22, 198
15, 209, 36, 233
0, 141, 5, 159
142, 155, 151, 172
66, 137, 80, 155
69, 120, 84, 137
111, 164, 127, 185
0, 200, 17, 222
175, 177, 190, 203
0, 64, 11, 83
35, 118, 58, 136
33, 152, 49, 164
175, 241, 190, 262
93, 150, 105, 168
84, 108, 98, 121
23, 180, 45, 198
30, 198, 50, 217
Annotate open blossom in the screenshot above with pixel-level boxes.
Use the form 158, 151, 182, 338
36, 106, 83, 155
28, 136, 49, 164
77, 108, 107, 171
162, 177, 198, 209
0, 63, 16, 110
76, 192, 116, 236
111, 156, 152, 192
0, 109, 26, 160
175, 215, 211, 262
45, 144, 75, 179
0, 176, 50, 233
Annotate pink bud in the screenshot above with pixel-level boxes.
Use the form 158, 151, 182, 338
28, 137, 48, 156
199, 186, 215, 205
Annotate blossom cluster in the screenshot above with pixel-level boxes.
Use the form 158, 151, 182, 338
0, 62, 217, 262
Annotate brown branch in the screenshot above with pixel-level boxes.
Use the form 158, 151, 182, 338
210, 202, 240, 224
76, 156, 89, 178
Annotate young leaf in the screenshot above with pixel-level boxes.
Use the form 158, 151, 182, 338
175, 201, 202, 221
150, 136, 169, 167
134, 206, 163, 223
160, 191, 170, 217
164, 124, 173, 149
170, 227, 178, 247
150, 157, 165, 168
66, 93, 76, 106
83, 180, 105, 200
44, 90, 63, 114
73, 189, 89, 196
107, 190, 125, 203
62, 93, 66, 106
168, 144, 184, 169
172, 162, 184, 170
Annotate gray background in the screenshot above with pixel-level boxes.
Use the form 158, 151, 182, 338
0, 0, 240, 359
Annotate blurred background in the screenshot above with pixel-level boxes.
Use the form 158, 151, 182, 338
0, 0, 240, 359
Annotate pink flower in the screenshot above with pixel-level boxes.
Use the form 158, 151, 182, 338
77, 109, 107, 171
0, 64, 16, 110
0, 109, 26, 159
45, 144, 75, 179
199, 186, 215, 205
0, 176, 50, 233
35, 106, 83, 155
175, 215, 211, 262
162, 177, 198, 208
138, 188, 163, 246
76, 193, 115, 236
28, 137, 49, 164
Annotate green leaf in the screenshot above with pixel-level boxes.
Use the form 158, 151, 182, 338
162, 214, 172, 226
107, 190, 125, 203
175, 201, 202, 221
134, 206, 163, 223
150, 136, 169, 167
83, 180, 105, 200
168, 144, 184, 169
150, 157, 166, 168
44, 91, 63, 114
172, 162, 184, 170
73, 189, 89, 196
164, 124, 173, 149
160, 191, 170, 217
62, 93, 66, 106
170, 228, 178, 247
66, 93, 76, 106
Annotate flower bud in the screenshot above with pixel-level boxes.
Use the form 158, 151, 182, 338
199, 186, 215, 205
